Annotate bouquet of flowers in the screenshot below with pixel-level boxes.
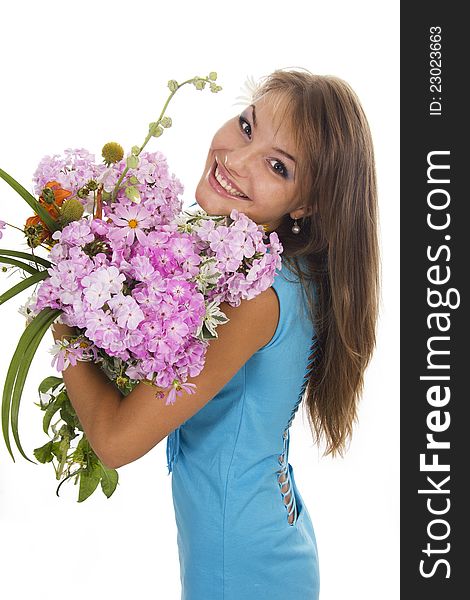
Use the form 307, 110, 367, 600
0, 73, 283, 502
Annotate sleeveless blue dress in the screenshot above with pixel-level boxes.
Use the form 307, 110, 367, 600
166, 254, 321, 599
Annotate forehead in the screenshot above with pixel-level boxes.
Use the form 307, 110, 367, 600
251, 91, 295, 146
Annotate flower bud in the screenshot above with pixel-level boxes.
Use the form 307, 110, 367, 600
149, 123, 164, 137
161, 116, 172, 128
168, 80, 178, 92
126, 154, 139, 169
194, 78, 206, 91
77, 187, 90, 199
209, 72, 217, 81
41, 187, 55, 204
87, 179, 98, 191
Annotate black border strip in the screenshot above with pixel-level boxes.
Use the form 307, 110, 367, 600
401, 3, 467, 596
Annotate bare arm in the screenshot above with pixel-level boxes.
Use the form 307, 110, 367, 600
51, 286, 279, 469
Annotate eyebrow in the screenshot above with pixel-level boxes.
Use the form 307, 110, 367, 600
249, 104, 296, 164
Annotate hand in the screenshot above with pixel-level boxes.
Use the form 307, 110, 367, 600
51, 322, 78, 343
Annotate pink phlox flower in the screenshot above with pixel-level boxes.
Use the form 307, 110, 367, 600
81, 267, 124, 310
107, 293, 144, 330
146, 334, 173, 360
34, 281, 61, 311
207, 225, 231, 254
124, 363, 145, 380
48, 241, 69, 263
129, 254, 155, 282
52, 220, 94, 245
147, 271, 168, 294
95, 317, 122, 348
107, 203, 152, 245
181, 293, 207, 329
166, 278, 193, 304
153, 247, 177, 274
168, 234, 195, 264
220, 229, 254, 261
153, 298, 178, 322
123, 328, 145, 349
217, 252, 242, 273
153, 369, 174, 390
84, 309, 114, 339
166, 175, 184, 197
180, 252, 201, 277
144, 229, 170, 249
194, 217, 216, 241
267, 231, 283, 255
90, 218, 110, 236
99, 167, 122, 194
165, 315, 190, 345
230, 209, 262, 237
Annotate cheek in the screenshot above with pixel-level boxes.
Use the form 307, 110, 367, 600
210, 120, 239, 149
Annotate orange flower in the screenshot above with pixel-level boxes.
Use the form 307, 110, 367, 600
24, 215, 52, 248
23, 181, 72, 248
38, 180, 72, 219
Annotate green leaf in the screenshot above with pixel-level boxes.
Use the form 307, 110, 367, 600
51, 440, 63, 460
0, 256, 40, 275
11, 309, 62, 462
38, 376, 63, 395
0, 248, 52, 269
33, 440, 54, 463
0, 168, 60, 232
59, 398, 81, 431
78, 463, 102, 502
42, 391, 66, 434
2, 307, 62, 461
0, 269, 49, 306
100, 464, 119, 498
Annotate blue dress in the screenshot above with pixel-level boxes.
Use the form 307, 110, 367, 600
166, 254, 321, 599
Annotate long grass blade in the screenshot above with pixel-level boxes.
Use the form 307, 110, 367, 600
11, 309, 62, 462
0, 256, 40, 275
0, 168, 60, 232
0, 248, 52, 269
0, 270, 48, 306
2, 307, 62, 460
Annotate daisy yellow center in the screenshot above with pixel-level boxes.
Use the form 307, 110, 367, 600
128, 219, 138, 228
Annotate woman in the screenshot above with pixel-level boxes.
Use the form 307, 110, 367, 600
51, 68, 380, 599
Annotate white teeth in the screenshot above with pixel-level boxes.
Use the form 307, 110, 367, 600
215, 165, 248, 197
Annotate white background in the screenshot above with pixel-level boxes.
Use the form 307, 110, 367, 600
0, 1, 399, 598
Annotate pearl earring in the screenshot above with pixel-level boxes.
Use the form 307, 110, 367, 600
291, 218, 301, 234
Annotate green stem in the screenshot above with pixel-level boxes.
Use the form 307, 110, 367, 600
111, 77, 211, 202
3, 222, 25, 234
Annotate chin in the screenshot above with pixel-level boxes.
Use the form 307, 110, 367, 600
195, 185, 229, 217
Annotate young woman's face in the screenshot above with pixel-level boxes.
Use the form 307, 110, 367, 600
195, 93, 310, 230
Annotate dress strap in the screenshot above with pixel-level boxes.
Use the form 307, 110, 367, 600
166, 426, 181, 474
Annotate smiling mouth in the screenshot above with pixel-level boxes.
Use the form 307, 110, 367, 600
208, 159, 251, 200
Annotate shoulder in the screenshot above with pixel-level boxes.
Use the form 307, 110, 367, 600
217, 285, 280, 353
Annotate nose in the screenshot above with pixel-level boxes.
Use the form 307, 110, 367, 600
223, 146, 254, 179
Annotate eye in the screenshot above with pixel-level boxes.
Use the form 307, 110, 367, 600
238, 115, 252, 138
268, 159, 289, 178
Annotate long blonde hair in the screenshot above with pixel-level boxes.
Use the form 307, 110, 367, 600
251, 68, 381, 456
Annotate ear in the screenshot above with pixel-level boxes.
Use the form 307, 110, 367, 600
290, 204, 315, 220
